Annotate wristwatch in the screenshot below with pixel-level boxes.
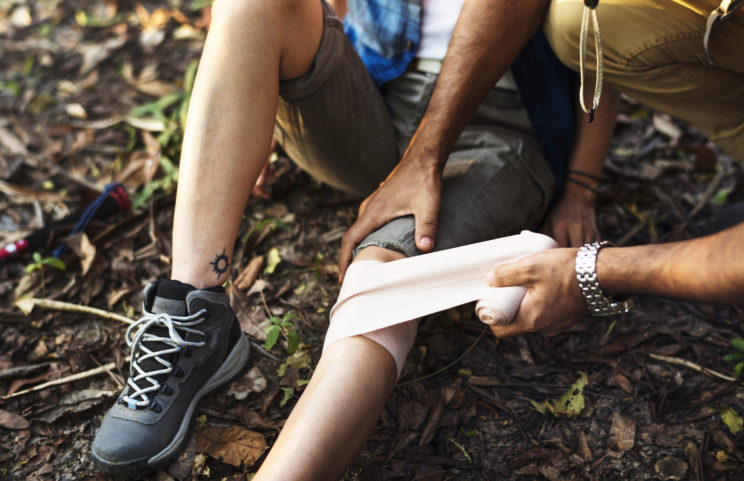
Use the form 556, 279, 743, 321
575, 241, 632, 317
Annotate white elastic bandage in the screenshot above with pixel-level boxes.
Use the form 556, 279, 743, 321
323, 231, 558, 376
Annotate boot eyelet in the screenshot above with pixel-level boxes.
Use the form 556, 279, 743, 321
150, 401, 162, 413
173, 367, 184, 378
160, 385, 173, 396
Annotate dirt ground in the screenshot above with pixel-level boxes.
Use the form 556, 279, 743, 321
1, 1, 743, 480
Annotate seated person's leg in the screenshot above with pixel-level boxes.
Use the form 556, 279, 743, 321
172, 0, 325, 288
544, 0, 744, 159
92, 0, 396, 476
255, 247, 416, 481
254, 71, 557, 481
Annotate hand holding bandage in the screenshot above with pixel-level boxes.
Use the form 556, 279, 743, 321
324, 231, 558, 375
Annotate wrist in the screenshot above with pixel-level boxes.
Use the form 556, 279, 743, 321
575, 241, 632, 316
561, 180, 598, 203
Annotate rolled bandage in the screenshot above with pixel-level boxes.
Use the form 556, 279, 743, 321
323, 231, 558, 375
474, 286, 527, 325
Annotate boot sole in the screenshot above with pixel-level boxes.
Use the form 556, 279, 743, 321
91, 333, 251, 476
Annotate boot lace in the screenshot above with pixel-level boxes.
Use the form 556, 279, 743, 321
121, 309, 208, 409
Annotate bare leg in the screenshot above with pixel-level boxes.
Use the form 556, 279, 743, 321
254, 247, 410, 481
171, 0, 323, 288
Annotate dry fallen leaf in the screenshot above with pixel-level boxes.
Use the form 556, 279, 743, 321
67, 232, 97, 276
194, 425, 267, 468
227, 366, 267, 400
0, 408, 30, 429
235, 255, 263, 290
608, 411, 636, 457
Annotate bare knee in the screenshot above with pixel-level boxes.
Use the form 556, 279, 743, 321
212, 0, 295, 20
354, 245, 407, 264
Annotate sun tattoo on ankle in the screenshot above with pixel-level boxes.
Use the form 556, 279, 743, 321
209, 249, 230, 279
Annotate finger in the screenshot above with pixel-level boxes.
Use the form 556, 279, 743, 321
413, 204, 440, 252
485, 259, 530, 287
585, 221, 601, 244
568, 223, 584, 248
489, 319, 527, 338
553, 225, 569, 248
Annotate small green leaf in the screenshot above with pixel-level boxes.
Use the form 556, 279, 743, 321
731, 338, 744, 352
721, 406, 743, 435
712, 187, 731, 207
734, 362, 743, 379
286, 331, 300, 355
43, 257, 66, 271
264, 325, 280, 350
723, 352, 744, 361
547, 371, 588, 418
279, 387, 294, 407
529, 399, 547, 415
33, 252, 42, 263
447, 438, 472, 463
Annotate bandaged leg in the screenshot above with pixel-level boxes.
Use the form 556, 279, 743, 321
324, 231, 557, 375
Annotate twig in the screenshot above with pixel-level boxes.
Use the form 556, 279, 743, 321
15, 297, 134, 324
250, 340, 281, 362
648, 353, 739, 383
2, 357, 131, 400
259, 289, 273, 318
396, 327, 487, 387
670, 166, 727, 237
617, 218, 646, 246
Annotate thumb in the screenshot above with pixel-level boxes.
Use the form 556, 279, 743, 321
414, 205, 439, 252
485, 259, 531, 288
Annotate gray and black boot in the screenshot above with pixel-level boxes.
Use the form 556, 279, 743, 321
91, 280, 250, 476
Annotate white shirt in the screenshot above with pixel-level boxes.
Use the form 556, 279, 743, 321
417, 0, 465, 60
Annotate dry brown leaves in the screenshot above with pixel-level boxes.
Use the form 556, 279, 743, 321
194, 425, 267, 468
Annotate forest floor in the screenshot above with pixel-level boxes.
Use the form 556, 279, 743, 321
1, 1, 743, 480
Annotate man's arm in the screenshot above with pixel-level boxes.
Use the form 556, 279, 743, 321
540, 83, 619, 247
338, 0, 550, 279
486, 222, 744, 338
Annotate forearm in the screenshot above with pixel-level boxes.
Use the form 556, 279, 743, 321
599, 222, 744, 304
406, 0, 549, 169
564, 83, 619, 198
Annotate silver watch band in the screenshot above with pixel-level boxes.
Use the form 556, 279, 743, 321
575, 241, 632, 317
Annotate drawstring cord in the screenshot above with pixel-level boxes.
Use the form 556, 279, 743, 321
579, 0, 603, 123
703, 0, 743, 65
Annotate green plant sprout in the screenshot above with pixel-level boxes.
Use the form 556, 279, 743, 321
723, 338, 744, 378
25, 252, 66, 292
129, 60, 198, 209
264, 312, 300, 355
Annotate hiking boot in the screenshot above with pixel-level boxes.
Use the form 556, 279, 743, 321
91, 280, 251, 476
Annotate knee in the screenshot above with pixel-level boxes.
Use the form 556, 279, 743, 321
211, 0, 302, 26
353, 245, 406, 264
361, 320, 418, 378
544, 0, 585, 72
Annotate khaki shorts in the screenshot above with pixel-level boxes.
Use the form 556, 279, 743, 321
274, 1, 556, 257
545, 0, 744, 160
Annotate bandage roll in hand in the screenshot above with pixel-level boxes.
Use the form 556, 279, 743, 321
324, 230, 558, 351
474, 286, 527, 325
